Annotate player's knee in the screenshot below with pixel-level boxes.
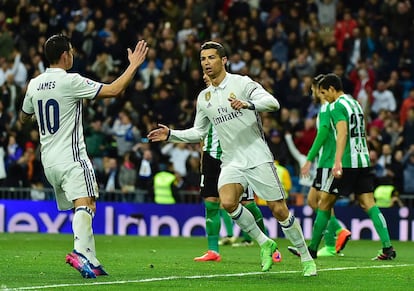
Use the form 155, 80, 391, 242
307, 198, 318, 210
221, 202, 237, 213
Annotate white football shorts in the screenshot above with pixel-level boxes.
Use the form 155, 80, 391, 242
218, 162, 286, 201
44, 159, 99, 210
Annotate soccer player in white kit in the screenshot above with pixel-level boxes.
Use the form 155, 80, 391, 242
20, 34, 148, 278
148, 41, 316, 276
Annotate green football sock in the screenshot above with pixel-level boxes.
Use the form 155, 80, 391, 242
244, 201, 268, 235
309, 209, 331, 252
205, 201, 221, 253
220, 208, 234, 237
325, 214, 343, 247
367, 206, 392, 248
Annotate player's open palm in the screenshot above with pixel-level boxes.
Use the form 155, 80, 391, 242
128, 40, 148, 69
147, 124, 170, 142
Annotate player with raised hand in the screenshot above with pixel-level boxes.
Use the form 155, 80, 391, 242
20, 34, 148, 278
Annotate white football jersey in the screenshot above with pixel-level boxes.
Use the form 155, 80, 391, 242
170, 73, 279, 169
22, 68, 102, 167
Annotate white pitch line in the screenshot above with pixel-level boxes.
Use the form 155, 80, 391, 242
2, 264, 413, 291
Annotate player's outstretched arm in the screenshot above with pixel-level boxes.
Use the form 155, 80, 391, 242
147, 124, 170, 142
97, 40, 148, 98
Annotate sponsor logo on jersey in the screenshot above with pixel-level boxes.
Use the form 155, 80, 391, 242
205, 91, 211, 101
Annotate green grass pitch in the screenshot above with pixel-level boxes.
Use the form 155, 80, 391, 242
0, 233, 412, 290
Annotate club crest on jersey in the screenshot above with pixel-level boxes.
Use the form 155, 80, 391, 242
205, 91, 211, 101
229, 93, 236, 100
85, 79, 96, 87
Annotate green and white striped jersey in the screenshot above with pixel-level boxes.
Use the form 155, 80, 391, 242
203, 125, 222, 160
329, 94, 370, 168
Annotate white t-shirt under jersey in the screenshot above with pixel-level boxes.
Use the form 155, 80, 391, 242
169, 72, 279, 169
22, 68, 102, 167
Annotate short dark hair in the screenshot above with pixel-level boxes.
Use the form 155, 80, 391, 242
318, 73, 343, 91
200, 41, 227, 58
312, 74, 325, 86
44, 34, 71, 64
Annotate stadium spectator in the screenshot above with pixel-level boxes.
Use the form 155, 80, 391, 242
402, 145, 414, 195
377, 39, 400, 79
377, 143, 393, 171
266, 129, 292, 167
139, 59, 160, 90
401, 107, 414, 150
90, 51, 114, 81
85, 116, 110, 173
399, 88, 414, 126
134, 146, 156, 198
2, 72, 22, 128
153, 161, 181, 204
161, 142, 195, 178
388, 149, 405, 194
6, 134, 23, 170
382, 0, 413, 40
97, 155, 120, 199
313, 0, 338, 28
371, 80, 397, 118
183, 152, 201, 192
399, 66, 414, 100
370, 149, 387, 179
334, 8, 358, 55
293, 117, 317, 156
353, 69, 373, 116
374, 177, 404, 208
105, 109, 142, 159
118, 151, 138, 202
385, 70, 404, 110
5, 48, 28, 89
0, 139, 6, 186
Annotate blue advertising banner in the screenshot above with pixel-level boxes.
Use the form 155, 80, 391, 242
0, 200, 412, 241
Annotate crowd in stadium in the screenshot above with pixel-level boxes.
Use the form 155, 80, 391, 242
0, 0, 413, 203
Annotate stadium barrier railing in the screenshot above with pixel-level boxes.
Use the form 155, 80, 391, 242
0, 187, 201, 204
0, 187, 412, 208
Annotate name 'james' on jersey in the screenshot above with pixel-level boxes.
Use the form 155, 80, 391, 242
22, 68, 103, 167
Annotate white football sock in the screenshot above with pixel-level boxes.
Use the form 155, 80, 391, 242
280, 212, 313, 262
72, 206, 100, 266
230, 204, 269, 246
